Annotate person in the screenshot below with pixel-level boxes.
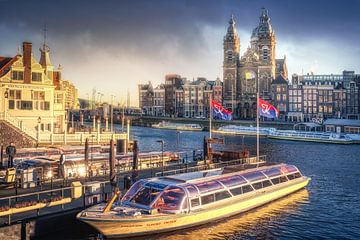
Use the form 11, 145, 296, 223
5, 142, 16, 168
59, 150, 66, 178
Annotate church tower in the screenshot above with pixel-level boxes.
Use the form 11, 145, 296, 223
251, 8, 276, 97
223, 15, 240, 112
39, 25, 54, 81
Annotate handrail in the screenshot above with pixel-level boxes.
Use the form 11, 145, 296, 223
0, 112, 37, 139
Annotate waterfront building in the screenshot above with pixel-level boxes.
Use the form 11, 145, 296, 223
271, 74, 288, 120
0, 42, 67, 134
302, 85, 334, 122
138, 81, 154, 115
164, 74, 183, 117
223, 9, 287, 119
346, 81, 359, 119
209, 77, 223, 104
153, 84, 165, 117
287, 84, 304, 122
60, 79, 79, 110
333, 84, 347, 119
323, 119, 360, 133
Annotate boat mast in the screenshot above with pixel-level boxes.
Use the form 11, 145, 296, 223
209, 93, 212, 139
256, 70, 260, 161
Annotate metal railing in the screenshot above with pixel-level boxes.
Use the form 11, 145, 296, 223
0, 180, 110, 226
0, 112, 38, 140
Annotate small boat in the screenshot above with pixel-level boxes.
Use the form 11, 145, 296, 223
268, 129, 354, 144
152, 121, 203, 131
213, 125, 273, 136
77, 163, 310, 238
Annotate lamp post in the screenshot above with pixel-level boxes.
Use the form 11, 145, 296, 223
156, 140, 165, 176
176, 131, 181, 153
110, 95, 116, 133
4, 89, 9, 118
37, 117, 42, 143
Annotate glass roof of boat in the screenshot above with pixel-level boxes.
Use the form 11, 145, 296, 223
162, 169, 223, 182
152, 164, 300, 188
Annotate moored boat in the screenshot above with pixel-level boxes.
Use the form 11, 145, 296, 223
213, 125, 273, 136
153, 121, 203, 131
268, 129, 354, 144
77, 163, 310, 238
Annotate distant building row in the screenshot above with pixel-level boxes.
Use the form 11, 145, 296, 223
139, 74, 222, 118
273, 71, 360, 122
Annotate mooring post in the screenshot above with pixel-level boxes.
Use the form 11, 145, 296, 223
85, 138, 89, 180
109, 139, 116, 189
0, 145, 3, 168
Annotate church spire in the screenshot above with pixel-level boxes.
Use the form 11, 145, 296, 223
226, 14, 237, 37
39, 23, 53, 68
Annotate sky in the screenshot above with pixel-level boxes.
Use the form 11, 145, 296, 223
0, 0, 359, 106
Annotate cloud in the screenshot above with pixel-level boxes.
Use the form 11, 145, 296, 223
0, 0, 359, 106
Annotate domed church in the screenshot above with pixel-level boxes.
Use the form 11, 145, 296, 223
223, 8, 287, 119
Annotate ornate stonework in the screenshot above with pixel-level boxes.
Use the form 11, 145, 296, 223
223, 8, 286, 119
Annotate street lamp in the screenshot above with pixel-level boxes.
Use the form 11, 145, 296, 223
110, 95, 116, 133
37, 117, 42, 143
156, 140, 165, 176
176, 131, 181, 153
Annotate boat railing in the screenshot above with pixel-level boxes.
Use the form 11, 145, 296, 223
156, 155, 267, 177
0, 180, 111, 226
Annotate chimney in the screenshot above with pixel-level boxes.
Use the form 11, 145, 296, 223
23, 42, 32, 83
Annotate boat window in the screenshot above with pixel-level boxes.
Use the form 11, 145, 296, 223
262, 168, 282, 178
280, 165, 298, 174
287, 174, 295, 180
242, 185, 253, 193
230, 187, 242, 196
195, 181, 223, 194
271, 177, 280, 185
184, 184, 199, 198
152, 186, 186, 211
280, 176, 288, 183
201, 194, 215, 205
263, 180, 272, 188
190, 198, 200, 208
252, 182, 263, 190
294, 172, 302, 178
242, 171, 266, 182
131, 186, 162, 206
122, 180, 146, 202
215, 191, 232, 201
218, 175, 246, 188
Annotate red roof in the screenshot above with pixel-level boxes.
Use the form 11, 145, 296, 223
0, 55, 19, 76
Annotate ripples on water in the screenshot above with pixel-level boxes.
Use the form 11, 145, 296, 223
39, 126, 358, 239
125, 126, 360, 240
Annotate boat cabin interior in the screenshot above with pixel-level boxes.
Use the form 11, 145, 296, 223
120, 164, 304, 215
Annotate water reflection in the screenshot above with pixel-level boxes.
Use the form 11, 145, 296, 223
131, 189, 309, 240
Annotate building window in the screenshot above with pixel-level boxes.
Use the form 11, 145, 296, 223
19, 101, 33, 110
32, 72, 42, 82
11, 71, 24, 81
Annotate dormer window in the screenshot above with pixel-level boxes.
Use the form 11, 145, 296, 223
32, 72, 42, 82
11, 71, 24, 81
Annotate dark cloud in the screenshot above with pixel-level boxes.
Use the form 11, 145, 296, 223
0, 0, 359, 104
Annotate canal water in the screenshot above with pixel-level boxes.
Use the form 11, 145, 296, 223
43, 126, 360, 239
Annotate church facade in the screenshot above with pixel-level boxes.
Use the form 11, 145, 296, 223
223, 8, 287, 119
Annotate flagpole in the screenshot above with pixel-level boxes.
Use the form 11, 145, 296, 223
256, 71, 259, 161
209, 94, 212, 139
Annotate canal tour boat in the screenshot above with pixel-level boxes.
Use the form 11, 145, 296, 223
152, 121, 203, 131
268, 129, 354, 144
77, 163, 310, 238
213, 125, 274, 136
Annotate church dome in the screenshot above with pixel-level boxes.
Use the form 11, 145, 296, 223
251, 8, 273, 39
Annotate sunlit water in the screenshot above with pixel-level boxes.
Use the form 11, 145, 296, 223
39, 126, 360, 239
